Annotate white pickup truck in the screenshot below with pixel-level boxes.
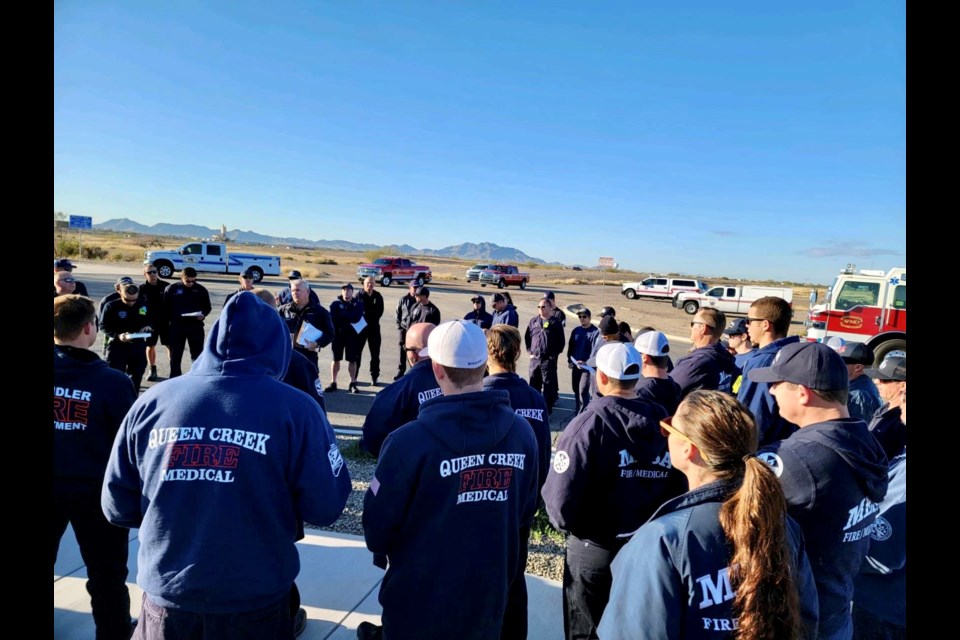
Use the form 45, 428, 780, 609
673, 285, 794, 315
144, 241, 282, 282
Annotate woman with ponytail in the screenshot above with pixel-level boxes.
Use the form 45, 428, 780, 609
597, 390, 819, 639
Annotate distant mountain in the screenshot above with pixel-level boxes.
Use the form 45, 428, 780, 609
95, 219, 548, 264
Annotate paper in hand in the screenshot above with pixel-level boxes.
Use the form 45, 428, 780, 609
297, 322, 323, 347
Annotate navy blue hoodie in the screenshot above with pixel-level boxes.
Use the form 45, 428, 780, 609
360, 358, 443, 458
847, 374, 882, 423
101, 291, 351, 613
635, 376, 683, 417
483, 372, 551, 489
598, 479, 819, 640
669, 342, 740, 398
54, 345, 136, 484
567, 324, 600, 363
524, 315, 566, 359
463, 297, 493, 330
542, 395, 681, 547
867, 403, 905, 460
363, 390, 539, 640
758, 418, 889, 640
330, 294, 365, 337
491, 303, 519, 328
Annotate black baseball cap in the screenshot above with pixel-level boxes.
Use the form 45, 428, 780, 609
288, 270, 302, 280
415, 286, 430, 296
541, 291, 556, 301
577, 307, 592, 317
54, 258, 75, 271
241, 268, 256, 278
839, 342, 875, 366
470, 295, 483, 303
599, 316, 620, 336
748, 341, 848, 391
864, 355, 906, 381
723, 318, 749, 336
341, 282, 354, 290
492, 293, 506, 303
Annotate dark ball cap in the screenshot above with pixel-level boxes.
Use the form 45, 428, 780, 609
748, 341, 848, 392
288, 270, 302, 280
599, 316, 620, 336
492, 293, 506, 303
415, 286, 430, 296
541, 291, 556, 301
54, 258, 75, 271
600, 306, 616, 318
864, 355, 906, 381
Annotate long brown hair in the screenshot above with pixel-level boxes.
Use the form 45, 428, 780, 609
676, 391, 802, 640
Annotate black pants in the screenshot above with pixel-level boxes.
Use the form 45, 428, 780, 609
357, 326, 382, 380
167, 321, 205, 378
529, 356, 559, 413
501, 524, 531, 640
570, 366, 592, 415
396, 330, 407, 374
562, 535, 624, 640
54, 483, 132, 640
106, 341, 148, 391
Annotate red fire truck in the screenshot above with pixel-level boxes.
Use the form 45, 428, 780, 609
805, 264, 906, 365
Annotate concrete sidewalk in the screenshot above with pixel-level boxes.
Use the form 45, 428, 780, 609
54, 526, 564, 639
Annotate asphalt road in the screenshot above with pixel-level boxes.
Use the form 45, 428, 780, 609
68, 263, 696, 440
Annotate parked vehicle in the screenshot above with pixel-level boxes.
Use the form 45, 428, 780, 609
356, 257, 432, 287
805, 264, 906, 364
478, 265, 530, 289
621, 276, 708, 302
466, 264, 494, 282
144, 241, 281, 282
673, 285, 794, 315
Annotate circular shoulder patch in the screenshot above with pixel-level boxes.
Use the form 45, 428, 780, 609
757, 452, 784, 478
870, 516, 893, 541
553, 450, 571, 474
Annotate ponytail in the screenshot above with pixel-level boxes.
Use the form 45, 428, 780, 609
676, 391, 803, 640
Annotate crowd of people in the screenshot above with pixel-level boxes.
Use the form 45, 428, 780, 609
54, 259, 906, 640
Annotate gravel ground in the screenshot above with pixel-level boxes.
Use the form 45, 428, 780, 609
310, 434, 566, 583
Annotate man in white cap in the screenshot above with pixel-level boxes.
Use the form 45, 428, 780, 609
542, 342, 681, 640
634, 330, 683, 416
362, 320, 539, 640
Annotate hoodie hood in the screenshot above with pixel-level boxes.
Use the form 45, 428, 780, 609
800, 418, 889, 502
586, 395, 667, 451
191, 291, 291, 379
418, 390, 516, 455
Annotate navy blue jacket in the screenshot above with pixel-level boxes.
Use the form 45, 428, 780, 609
635, 377, 683, 417
542, 395, 680, 547
360, 289, 385, 328
854, 452, 906, 626
278, 301, 335, 352
483, 372, 551, 489
737, 336, 801, 446
598, 479, 819, 640
360, 358, 443, 458
54, 345, 137, 484
524, 315, 566, 360
409, 301, 441, 326
162, 282, 212, 325
362, 390, 539, 640
567, 324, 599, 363
102, 292, 351, 613
847, 374, 882, 423
669, 342, 740, 398
330, 295, 365, 338
463, 297, 493, 330
491, 303, 519, 328
867, 404, 905, 460
100, 298, 152, 348
139, 279, 169, 335
758, 418, 889, 640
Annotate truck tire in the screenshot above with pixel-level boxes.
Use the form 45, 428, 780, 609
248, 267, 264, 283
624, 288, 637, 300
497, 279, 506, 289
683, 300, 700, 315
414, 275, 425, 287
872, 338, 906, 365
156, 262, 174, 279
381, 275, 392, 287
520, 279, 527, 290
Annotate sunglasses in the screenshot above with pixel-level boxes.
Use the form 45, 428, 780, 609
659, 417, 712, 463
690, 321, 715, 329
745, 318, 765, 324
145, 270, 158, 275
241, 275, 253, 279
61, 277, 76, 284
538, 305, 550, 309
183, 279, 197, 284
404, 347, 420, 353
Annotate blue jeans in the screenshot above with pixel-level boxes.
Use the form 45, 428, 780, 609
134, 591, 293, 640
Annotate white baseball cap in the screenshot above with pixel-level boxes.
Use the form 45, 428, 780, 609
426, 320, 488, 368
634, 330, 670, 357
596, 343, 642, 380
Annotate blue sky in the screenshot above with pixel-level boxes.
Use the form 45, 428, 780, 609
54, 1, 905, 285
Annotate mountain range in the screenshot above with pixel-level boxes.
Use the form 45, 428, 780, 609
95, 218, 557, 265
